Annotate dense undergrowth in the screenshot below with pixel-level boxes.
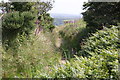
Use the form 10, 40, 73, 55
1, 1, 120, 79
2, 31, 61, 78
49, 26, 119, 79
2, 18, 119, 79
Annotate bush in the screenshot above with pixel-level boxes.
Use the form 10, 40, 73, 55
2, 11, 36, 50
79, 26, 119, 57
50, 26, 119, 79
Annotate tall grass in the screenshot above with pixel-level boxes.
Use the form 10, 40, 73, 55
2, 31, 61, 78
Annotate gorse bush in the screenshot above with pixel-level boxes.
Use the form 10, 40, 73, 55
2, 11, 35, 35
2, 11, 36, 50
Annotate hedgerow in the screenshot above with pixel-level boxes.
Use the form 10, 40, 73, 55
49, 26, 119, 79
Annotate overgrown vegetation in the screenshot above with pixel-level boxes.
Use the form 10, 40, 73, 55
59, 19, 87, 58
1, 0, 59, 78
1, 1, 119, 79
24, 26, 118, 79
2, 33, 61, 78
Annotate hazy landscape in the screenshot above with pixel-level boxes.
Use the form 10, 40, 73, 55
50, 13, 81, 26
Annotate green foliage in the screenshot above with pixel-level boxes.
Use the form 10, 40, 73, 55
1, 1, 58, 78
0, 1, 11, 13
51, 51, 118, 79
40, 49, 118, 79
39, 13, 55, 31
2, 33, 60, 78
78, 26, 119, 78
2, 11, 35, 33
1, 1, 54, 31
36, 1, 53, 15
50, 26, 119, 79
59, 19, 90, 58
79, 26, 119, 57
3, 12, 22, 29
2, 11, 36, 50
82, 2, 120, 29
11, 2, 35, 12
1, 1, 119, 79
2, 20, 119, 79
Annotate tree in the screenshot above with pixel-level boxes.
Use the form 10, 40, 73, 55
39, 13, 55, 31
82, 2, 120, 30
0, 1, 11, 13
35, 1, 53, 15
1, 0, 55, 50
35, 1, 55, 31
2, 11, 36, 50
11, 2, 35, 12
10, 1, 54, 31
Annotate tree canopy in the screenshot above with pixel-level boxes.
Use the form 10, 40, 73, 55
82, 2, 120, 30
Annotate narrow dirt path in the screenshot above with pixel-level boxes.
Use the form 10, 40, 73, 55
52, 26, 65, 48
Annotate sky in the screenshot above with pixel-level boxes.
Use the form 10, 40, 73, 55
48, 0, 88, 15
0, 0, 88, 15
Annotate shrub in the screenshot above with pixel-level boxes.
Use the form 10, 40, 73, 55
79, 26, 119, 57
51, 51, 118, 79
2, 11, 36, 50
50, 26, 119, 79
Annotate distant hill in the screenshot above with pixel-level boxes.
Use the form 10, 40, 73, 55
50, 13, 82, 26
